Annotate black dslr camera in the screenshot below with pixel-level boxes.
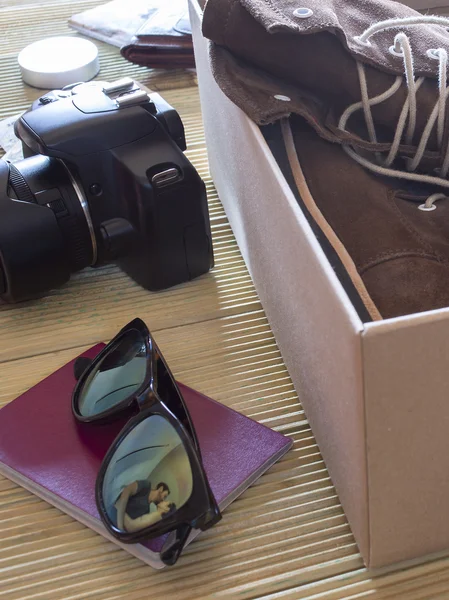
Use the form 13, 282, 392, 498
0, 78, 213, 303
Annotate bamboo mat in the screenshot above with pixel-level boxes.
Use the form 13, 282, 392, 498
1, 2, 449, 599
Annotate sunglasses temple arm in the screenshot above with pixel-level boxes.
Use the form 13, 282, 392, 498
160, 523, 192, 566
160, 504, 222, 565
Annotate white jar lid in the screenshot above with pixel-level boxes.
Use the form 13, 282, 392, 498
18, 36, 100, 89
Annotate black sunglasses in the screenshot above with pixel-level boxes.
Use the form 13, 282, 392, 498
72, 318, 221, 566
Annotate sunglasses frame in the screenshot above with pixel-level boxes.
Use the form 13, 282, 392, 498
72, 318, 221, 565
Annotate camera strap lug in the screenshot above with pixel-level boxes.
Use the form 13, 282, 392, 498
151, 168, 182, 188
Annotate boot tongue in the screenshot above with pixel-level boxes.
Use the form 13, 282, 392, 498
203, 0, 449, 163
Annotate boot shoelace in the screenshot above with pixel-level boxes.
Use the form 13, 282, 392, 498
339, 15, 449, 211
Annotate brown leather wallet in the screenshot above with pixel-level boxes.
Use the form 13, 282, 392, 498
120, 10, 195, 69
70, 0, 195, 70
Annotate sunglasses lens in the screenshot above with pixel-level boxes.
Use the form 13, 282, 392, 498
101, 414, 193, 533
78, 329, 147, 417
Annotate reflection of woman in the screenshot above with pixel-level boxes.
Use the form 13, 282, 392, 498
159, 501, 177, 519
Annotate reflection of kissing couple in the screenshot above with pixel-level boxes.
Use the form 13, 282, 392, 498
114, 480, 177, 532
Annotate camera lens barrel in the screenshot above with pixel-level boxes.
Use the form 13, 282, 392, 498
8, 163, 36, 204
0, 156, 94, 302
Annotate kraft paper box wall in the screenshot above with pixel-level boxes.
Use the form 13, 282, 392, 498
189, 0, 449, 569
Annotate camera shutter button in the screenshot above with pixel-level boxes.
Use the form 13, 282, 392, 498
116, 90, 150, 108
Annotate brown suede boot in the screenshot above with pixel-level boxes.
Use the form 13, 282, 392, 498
272, 115, 449, 319
202, 0, 449, 318
203, 0, 449, 186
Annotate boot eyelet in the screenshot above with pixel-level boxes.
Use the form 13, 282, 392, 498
353, 36, 372, 47
389, 45, 404, 57
427, 48, 440, 60
293, 7, 313, 18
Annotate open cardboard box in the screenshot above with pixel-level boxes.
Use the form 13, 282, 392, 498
189, 0, 449, 569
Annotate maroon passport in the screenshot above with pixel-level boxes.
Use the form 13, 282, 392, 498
0, 344, 292, 569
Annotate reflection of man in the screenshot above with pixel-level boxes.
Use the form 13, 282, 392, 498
114, 480, 172, 532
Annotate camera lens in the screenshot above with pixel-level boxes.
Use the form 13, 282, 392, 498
0, 156, 96, 302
